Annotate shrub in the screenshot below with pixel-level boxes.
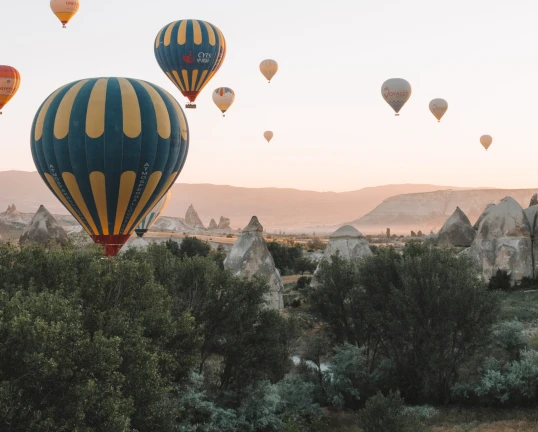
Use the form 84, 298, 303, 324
494, 320, 529, 359
296, 276, 312, 290
358, 391, 427, 432
453, 350, 538, 406
489, 269, 512, 291
306, 237, 325, 251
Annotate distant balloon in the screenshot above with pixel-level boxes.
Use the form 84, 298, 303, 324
50, 0, 80, 28
264, 131, 273, 142
212, 87, 235, 116
429, 98, 448, 122
260, 59, 278, 83
381, 78, 412, 116
135, 190, 172, 238
154, 19, 226, 109
480, 135, 493, 151
30, 77, 189, 256
0, 66, 21, 114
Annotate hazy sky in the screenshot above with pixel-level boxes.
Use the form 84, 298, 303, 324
1, 0, 537, 192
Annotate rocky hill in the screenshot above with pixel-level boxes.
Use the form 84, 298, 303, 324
0, 171, 471, 231
350, 189, 538, 234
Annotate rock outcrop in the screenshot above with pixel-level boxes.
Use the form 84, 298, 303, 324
525, 198, 538, 234
185, 204, 205, 229
312, 225, 372, 286
530, 193, 538, 208
436, 207, 475, 247
466, 197, 533, 282
473, 203, 495, 230
223, 216, 283, 310
322, 225, 372, 261
208, 218, 218, 230
218, 216, 231, 231
0, 204, 24, 224
19, 205, 68, 247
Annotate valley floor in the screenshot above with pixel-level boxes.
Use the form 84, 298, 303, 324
325, 408, 538, 432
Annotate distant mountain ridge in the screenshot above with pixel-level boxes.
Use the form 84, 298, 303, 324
0, 171, 473, 230
348, 189, 538, 234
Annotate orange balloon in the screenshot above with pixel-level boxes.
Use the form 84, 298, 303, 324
0, 66, 21, 114
50, 0, 80, 28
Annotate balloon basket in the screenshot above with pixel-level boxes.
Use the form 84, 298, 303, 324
395, 113, 400, 116
186, 103, 196, 109
91, 234, 131, 257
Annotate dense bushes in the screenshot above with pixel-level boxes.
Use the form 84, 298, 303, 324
267, 241, 315, 275
309, 243, 500, 404
0, 244, 303, 431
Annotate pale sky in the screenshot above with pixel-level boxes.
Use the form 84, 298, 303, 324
1, 0, 537, 192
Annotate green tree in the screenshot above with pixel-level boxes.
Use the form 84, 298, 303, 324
0, 245, 201, 432
308, 254, 363, 345
310, 245, 499, 404
294, 257, 317, 275
358, 391, 427, 432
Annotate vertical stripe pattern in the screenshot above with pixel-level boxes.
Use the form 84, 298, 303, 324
30, 77, 189, 255
154, 19, 226, 103
0, 65, 21, 112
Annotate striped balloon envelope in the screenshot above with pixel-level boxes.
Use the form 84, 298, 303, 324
259, 59, 278, 83
154, 19, 226, 109
30, 77, 189, 256
135, 190, 171, 238
0, 65, 21, 114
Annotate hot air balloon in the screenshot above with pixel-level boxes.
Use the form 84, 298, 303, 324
429, 98, 448, 122
381, 78, 412, 115
154, 19, 226, 109
50, 0, 80, 28
135, 190, 171, 238
30, 77, 189, 256
212, 87, 235, 116
264, 131, 273, 142
480, 135, 492, 151
0, 66, 20, 115
260, 59, 278, 83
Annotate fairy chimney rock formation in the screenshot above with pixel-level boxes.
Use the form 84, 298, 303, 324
436, 207, 476, 247
0, 204, 23, 223
530, 193, 538, 208
473, 203, 495, 231
208, 218, 218, 230
185, 204, 205, 229
311, 225, 372, 287
467, 197, 533, 282
218, 216, 231, 230
19, 205, 68, 247
223, 216, 283, 310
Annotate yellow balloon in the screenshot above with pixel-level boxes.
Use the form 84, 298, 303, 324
480, 135, 492, 151
260, 59, 278, 83
264, 131, 273, 142
50, 0, 80, 28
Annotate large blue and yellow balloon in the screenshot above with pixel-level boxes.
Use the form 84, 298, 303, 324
30, 77, 189, 256
154, 19, 226, 108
